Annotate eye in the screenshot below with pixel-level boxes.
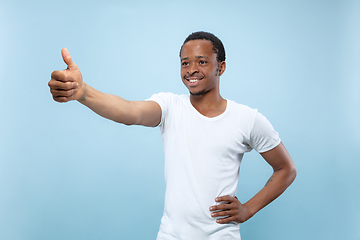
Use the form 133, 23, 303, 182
199, 60, 207, 65
182, 61, 189, 66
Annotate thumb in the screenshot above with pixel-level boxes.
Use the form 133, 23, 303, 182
61, 48, 77, 70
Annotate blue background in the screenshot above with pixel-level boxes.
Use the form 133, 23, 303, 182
1, 0, 359, 239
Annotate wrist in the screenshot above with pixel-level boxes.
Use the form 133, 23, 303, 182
77, 82, 88, 102
243, 201, 257, 221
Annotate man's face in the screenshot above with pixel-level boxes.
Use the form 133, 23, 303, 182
180, 39, 225, 96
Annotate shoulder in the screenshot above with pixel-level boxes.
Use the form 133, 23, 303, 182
229, 100, 257, 112
147, 93, 189, 128
148, 92, 187, 102
227, 100, 258, 122
147, 92, 189, 113
227, 100, 280, 152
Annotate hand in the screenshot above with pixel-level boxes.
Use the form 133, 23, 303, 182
48, 48, 85, 102
209, 195, 251, 224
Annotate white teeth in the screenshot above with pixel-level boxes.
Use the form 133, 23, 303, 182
189, 79, 199, 83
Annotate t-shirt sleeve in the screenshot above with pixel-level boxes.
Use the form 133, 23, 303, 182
249, 112, 281, 153
146, 92, 171, 128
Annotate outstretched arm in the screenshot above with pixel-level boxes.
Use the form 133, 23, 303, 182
48, 48, 161, 127
210, 142, 297, 223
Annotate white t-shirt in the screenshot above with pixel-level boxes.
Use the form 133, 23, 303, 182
148, 92, 281, 240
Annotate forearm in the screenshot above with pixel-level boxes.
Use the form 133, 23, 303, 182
77, 83, 140, 125
244, 165, 297, 219
49, 49, 159, 126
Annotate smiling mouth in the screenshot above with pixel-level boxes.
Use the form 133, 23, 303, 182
186, 78, 203, 83
189, 79, 199, 83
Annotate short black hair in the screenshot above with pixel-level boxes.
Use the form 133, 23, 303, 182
179, 31, 226, 63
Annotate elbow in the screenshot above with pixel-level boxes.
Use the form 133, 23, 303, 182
288, 163, 297, 185
276, 162, 297, 187
113, 118, 136, 126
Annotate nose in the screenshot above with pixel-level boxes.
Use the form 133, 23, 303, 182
188, 63, 199, 75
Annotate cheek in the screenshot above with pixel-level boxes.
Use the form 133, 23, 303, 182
180, 68, 186, 77
211, 66, 219, 76
180, 70, 186, 82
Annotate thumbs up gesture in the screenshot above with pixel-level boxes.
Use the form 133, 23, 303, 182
48, 48, 85, 102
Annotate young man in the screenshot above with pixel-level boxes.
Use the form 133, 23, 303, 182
48, 31, 296, 239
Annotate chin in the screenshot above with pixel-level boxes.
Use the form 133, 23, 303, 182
190, 89, 208, 96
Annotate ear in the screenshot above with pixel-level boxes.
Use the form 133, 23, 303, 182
218, 61, 226, 76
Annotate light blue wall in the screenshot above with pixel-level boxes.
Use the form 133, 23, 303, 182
1, 0, 359, 239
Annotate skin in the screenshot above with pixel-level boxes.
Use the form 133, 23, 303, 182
209, 142, 296, 223
48, 48, 162, 127
180, 40, 227, 117
48, 40, 296, 225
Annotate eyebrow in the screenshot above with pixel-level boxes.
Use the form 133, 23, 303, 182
181, 55, 209, 61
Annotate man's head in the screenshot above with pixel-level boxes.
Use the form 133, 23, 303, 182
180, 31, 226, 63
180, 32, 226, 96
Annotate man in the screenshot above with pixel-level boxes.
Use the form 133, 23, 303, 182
48, 31, 296, 239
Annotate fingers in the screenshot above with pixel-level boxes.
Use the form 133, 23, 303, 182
215, 215, 238, 224
48, 48, 83, 103
50, 87, 77, 97
209, 202, 234, 212
48, 78, 78, 90
215, 195, 235, 203
209, 196, 236, 211
211, 209, 234, 218
61, 48, 77, 70
50, 88, 78, 102
51, 70, 75, 82
210, 206, 237, 224
48, 79, 79, 102
210, 207, 237, 224
209, 195, 241, 224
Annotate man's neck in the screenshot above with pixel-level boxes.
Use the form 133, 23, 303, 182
190, 91, 227, 118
